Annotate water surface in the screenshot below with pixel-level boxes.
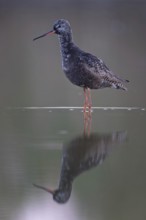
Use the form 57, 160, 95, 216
0, 108, 146, 220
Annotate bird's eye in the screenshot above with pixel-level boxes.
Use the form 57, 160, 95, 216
56, 24, 61, 29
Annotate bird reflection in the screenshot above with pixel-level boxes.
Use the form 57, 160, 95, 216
34, 113, 127, 204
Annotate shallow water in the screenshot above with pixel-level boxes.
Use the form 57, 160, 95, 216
0, 108, 146, 220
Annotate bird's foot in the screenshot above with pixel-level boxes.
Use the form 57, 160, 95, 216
83, 104, 92, 116
83, 107, 92, 136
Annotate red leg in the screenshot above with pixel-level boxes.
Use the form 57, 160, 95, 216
83, 88, 92, 113
83, 88, 88, 112
87, 88, 92, 109
83, 110, 92, 136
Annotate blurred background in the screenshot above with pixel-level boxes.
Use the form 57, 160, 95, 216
0, 1, 146, 220
0, 0, 146, 107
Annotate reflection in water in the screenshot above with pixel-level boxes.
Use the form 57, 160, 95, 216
34, 113, 127, 204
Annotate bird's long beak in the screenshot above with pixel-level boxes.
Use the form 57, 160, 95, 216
33, 30, 55, 41
33, 183, 55, 194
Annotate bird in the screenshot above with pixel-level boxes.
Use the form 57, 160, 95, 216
33, 130, 127, 204
33, 19, 129, 111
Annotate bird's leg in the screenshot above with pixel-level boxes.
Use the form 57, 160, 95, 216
83, 88, 92, 114
83, 88, 88, 112
83, 110, 92, 136
87, 88, 92, 110
83, 88, 92, 135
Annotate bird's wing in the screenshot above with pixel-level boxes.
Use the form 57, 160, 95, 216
80, 52, 128, 83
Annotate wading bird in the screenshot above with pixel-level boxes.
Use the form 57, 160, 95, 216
33, 19, 129, 111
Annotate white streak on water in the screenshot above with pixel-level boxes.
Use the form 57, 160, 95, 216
5, 106, 145, 111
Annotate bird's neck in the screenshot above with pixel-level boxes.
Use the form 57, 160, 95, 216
58, 33, 73, 62
59, 32, 72, 48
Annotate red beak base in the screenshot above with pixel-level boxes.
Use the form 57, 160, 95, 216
33, 183, 55, 194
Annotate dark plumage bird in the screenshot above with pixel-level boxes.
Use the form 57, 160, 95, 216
33, 130, 127, 204
33, 19, 129, 110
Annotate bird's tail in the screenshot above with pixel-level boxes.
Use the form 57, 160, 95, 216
112, 82, 128, 91
123, 79, 129, 84
117, 84, 128, 91
114, 76, 129, 91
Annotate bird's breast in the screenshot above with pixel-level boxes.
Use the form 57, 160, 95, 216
62, 54, 72, 71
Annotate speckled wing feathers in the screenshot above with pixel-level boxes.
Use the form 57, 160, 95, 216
80, 52, 128, 90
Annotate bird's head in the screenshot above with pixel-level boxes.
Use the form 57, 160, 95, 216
33, 19, 71, 41
33, 183, 71, 204
53, 19, 71, 35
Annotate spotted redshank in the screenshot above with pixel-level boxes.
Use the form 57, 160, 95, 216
33, 130, 127, 203
33, 19, 129, 111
